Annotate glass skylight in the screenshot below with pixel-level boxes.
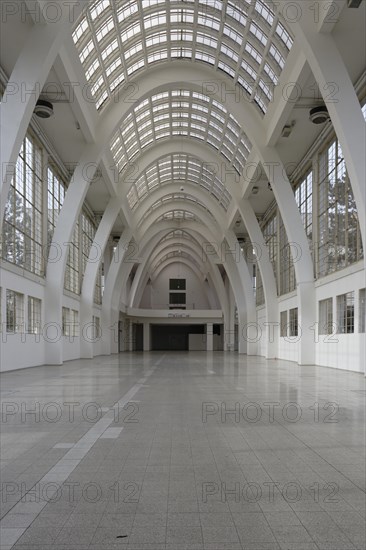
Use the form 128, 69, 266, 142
110, 90, 252, 176
73, 0, 293, 113
152, 250, 201, 273
138, 194, 213, 227
126, 153, 232, 211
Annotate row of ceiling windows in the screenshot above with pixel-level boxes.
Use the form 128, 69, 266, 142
110, 90, 252, 176
73, 0, 293, 112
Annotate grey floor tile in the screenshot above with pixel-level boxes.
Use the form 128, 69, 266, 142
0, 352, 364, 550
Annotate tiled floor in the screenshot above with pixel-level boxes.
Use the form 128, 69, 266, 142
0, 352, 365, 550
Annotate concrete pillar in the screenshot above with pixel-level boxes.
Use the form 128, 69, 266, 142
143, 322, 150, 351
206, 323, 213, 351
239, 200, 278, 359
80, 200, 120, 359
298, 282, 316, 365
128, 321, 134, 352
224, 280, 235, 351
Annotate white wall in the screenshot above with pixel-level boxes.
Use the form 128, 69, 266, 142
140, 263, 210, 309
315, 263, 365, 373
1, 259, 364, 372
0, 264, 105, 371
278, 292, 299, 363
0, 266, 45, 371
255, 262, 365, 372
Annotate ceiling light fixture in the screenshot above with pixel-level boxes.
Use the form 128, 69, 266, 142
309, 105, 330, 124
348, 0, 363, 8
34, 99, 54, 119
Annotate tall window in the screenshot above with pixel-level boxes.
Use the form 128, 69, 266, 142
64, 222, 80, 294
28, 296, 42, 334
70, 309, 79, 337
62, 307, 79, 336
359, 289, 365, 333
6, 290, 24, 333
2, 134, 43, 275
280, 310, 287, 337
295, 169, 313, 245
93, 315, 101, 339
263, 213, 278, 292
81, 212, 96, 282
279, 214, 296, 295
337, 292, 355, 334
47, 165, 66, 250
289, 307, 298, 336
318, 140, 363, 277
62, 307, 70, 336
255, 264, 265, 306
319, 298, 333, 335
94, 264, 103, 305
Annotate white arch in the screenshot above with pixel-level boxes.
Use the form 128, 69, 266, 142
38, 64, 312, 362
148, 243, 210, 280
104, 218, 253, 353
128, 229, 219, 308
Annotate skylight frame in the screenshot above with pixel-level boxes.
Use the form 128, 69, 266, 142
73, 0, 294, 114
126, 153, 233, 211
110, 90, 252, 178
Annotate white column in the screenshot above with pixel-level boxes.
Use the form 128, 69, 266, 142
223, 232, 257, 355
143, 322, 150, 352
258, 147, 315, 365
101, 228, 133, 355
80, 199, 120, 359
239, 200, 279, 359
128, 322, 134, 352
225, 281, 236, 352
206, 323, 213, 351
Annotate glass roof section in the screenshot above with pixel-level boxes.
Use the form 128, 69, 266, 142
73, 0, 293, 113
126, 153, 232, 211
157, 210, 196, 222
160, 229, 197, 244
152, 250, 201, 272
111, 90, 252, 175
138, 194, 213, 226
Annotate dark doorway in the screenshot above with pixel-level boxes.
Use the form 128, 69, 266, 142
151, 324, 205, 351
132, 323, 143, 351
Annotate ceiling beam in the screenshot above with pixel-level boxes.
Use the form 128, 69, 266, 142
57, 40, 99, 144
264, 41, 311, 146
317, 0, 347, 33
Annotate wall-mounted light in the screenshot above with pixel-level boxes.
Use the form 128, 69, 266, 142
281, 121, 295, 138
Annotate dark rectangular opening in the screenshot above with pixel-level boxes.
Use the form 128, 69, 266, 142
151, 324, 205, 351
169, 278, 186, 290
169, 292, 186, 305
